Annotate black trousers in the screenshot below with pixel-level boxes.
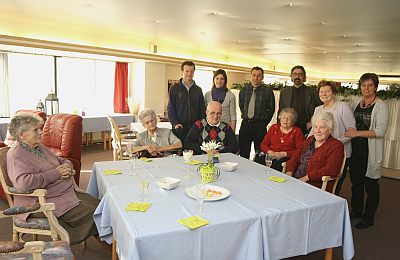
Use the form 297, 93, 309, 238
349, 145, 380, 222
239, 120, 267, 159
172, 123, 192, 145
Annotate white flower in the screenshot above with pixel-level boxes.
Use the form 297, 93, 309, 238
200, 141, 221, 152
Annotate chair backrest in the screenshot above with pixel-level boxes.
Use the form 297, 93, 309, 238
41, 113, 83, 184
0, 147, 13, 206
107, 115, 123, 161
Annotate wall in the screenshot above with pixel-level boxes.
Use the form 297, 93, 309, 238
144, 62, 166, 114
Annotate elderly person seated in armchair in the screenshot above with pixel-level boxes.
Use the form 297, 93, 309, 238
184, 101, 239, 155
6, 113, 99, 245
255, 107, 304, 172
131, 108, 182, 157
286, 111, 344, 192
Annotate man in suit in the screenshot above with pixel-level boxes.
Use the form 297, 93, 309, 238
279, 65, 322, 135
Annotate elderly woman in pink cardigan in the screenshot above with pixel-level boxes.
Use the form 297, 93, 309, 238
6, 113, 99, 245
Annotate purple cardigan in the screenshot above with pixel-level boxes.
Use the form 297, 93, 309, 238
6, 143, 79, 220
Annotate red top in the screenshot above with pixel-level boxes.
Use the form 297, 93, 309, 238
286, 135, 344, 192
260, 124, 304, 158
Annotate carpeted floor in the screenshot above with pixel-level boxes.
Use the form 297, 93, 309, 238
1, 143, 399, 259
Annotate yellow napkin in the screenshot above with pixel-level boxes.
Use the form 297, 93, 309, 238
267, 176, 287, 183
140, 157, 152, 162
178, 216, 209, 229
125, 202, 152, 212
187, 160, 203, 165
103, 169, 122, 175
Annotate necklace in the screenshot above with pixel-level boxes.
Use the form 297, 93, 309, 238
279, 127, 292, 143
361, 96, 376, 108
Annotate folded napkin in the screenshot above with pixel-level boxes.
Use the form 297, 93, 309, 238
140, 157, 152, 162
267, 176, 287, 183
103, 169, 122, 175
125, 202, 152, 212
187, 160, 203, 165
178, 216, 209, 229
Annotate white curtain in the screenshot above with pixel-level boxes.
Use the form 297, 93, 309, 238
382, 99, 400, 170
0, 53, 9, 117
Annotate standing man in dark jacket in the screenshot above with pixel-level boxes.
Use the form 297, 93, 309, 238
239, 66, 275, 159
279, 65, 322, 135
167, 61, 206, 143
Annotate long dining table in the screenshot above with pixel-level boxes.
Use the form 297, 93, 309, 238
87, 153, 354, 260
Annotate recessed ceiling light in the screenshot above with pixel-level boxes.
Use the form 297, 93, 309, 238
356, 44, 361, 47
342, 35, 347, 38
208, 12, 218, 16
288, 3, 294, 7
321, 22, 326, 25
378, 55, 382, 58
323, 51, 327, 54
151, 20, 161, 23
86, 3, 94, 7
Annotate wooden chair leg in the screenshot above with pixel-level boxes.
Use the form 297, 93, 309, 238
112, 238, 118, 260
103, 131, 107, 150
324, 248, 333, 260
82, 240, 87, 248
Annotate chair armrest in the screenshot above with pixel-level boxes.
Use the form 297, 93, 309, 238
7, 188, 47, 197
322, 175, 339, 182
0, 203, 55, 218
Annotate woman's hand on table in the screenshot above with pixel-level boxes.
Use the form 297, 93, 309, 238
299, 175, 309, 182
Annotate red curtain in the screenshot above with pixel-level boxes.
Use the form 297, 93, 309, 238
113, 62, 129, 113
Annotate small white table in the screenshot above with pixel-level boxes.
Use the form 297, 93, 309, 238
88, 153, 354, 260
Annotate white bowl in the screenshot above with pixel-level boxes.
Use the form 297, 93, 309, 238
218, 162, 238, 172
156, 177, 181, 190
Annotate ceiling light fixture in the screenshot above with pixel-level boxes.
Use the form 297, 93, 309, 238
288, 3, 294, 7
208, 12, 218, 16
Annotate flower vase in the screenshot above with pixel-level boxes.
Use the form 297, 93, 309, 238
197, 151, 220, 183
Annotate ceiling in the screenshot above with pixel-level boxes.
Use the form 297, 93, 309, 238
1, 0, 400, 81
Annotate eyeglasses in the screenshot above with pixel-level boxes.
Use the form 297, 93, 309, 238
207, 111, 222, 116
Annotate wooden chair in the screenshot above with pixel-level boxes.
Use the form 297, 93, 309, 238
107, 115, 134, 161
0, 147, 70, 243
0, 203, 73, 260
321, 151, 346, 194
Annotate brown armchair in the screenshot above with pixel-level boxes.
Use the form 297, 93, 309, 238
41, 114, 83, 185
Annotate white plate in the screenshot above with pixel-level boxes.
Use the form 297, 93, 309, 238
185, 184, 230, 201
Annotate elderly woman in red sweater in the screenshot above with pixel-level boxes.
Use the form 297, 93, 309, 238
286, 111, 344, 192
257, 107, 304, 172
6, 113, 99, 245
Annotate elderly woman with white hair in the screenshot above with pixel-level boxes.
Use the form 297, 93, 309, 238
132, 108, 182, 157
6, 113, 99, 245
286, 111, 344, 192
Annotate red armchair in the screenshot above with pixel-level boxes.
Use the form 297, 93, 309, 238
41, 113, 83, 185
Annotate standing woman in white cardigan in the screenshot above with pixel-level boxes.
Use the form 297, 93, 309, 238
344, 73, 389, 229
204, 69, 237, 132
309, 80, 356, 195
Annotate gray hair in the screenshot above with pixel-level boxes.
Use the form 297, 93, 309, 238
278, 107, 298, 124
8, 113, 43, 141
311, 111, 334, 131
138, 108, 157, 123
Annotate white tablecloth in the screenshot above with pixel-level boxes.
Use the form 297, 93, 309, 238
88, 153, 354, 260
83, 114, 134, 133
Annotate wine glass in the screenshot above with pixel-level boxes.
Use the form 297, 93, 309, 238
126, 142, 137, 176
265, 153, 273, 168
195, 182, 205, 215
183, 149, 193, 177
140, 174, 150, 202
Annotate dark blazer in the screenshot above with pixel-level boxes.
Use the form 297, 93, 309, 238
278, 85, 322, 125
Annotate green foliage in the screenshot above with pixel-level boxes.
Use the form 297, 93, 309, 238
231, 82, 400, 100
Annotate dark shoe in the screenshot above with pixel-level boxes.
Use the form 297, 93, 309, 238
355, 219, 374, 229
350, 212, 362, 219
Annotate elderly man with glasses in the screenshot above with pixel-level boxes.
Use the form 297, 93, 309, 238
184, 101, 239, 155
